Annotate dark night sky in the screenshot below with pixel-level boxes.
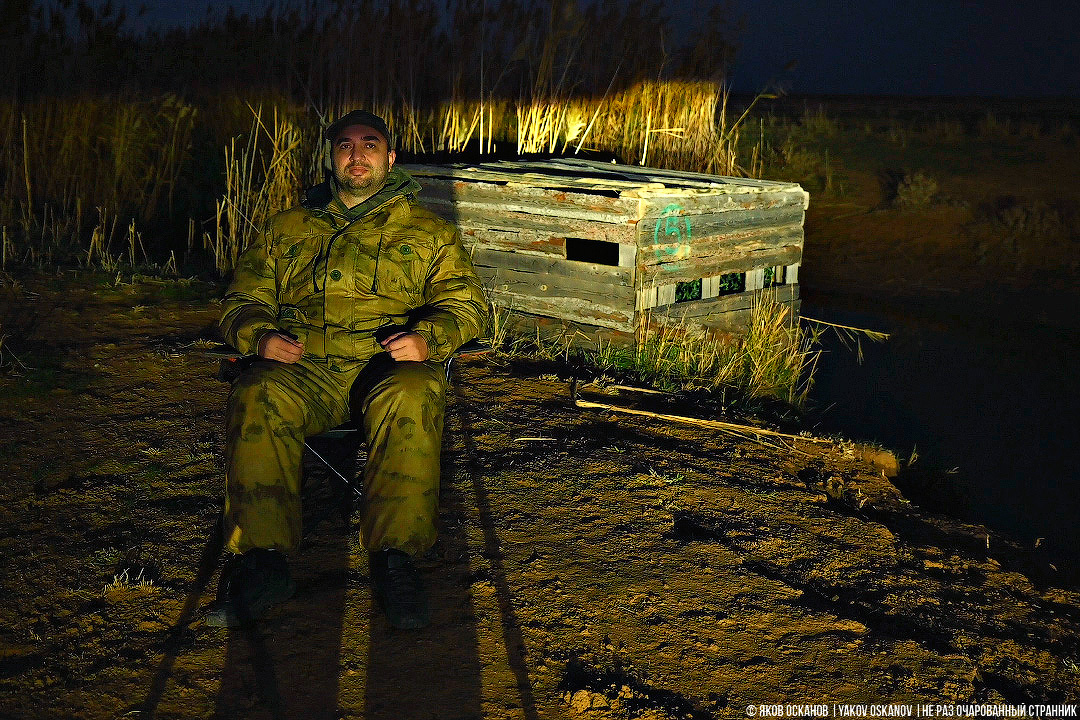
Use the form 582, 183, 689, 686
120, 0, 1080, 98
716, 0, 1080, 97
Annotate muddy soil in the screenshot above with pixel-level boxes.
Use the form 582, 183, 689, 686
0, 270, 1078, 719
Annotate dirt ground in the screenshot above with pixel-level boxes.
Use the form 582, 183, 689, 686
2, 113, 1080, 719
0, 267, 1078, 720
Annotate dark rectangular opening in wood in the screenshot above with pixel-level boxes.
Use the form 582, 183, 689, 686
565, 237, 619, 266
675, 279, 702, 303
717, 272, 745, 296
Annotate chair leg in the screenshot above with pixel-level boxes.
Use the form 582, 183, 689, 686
304, 441, 363, 500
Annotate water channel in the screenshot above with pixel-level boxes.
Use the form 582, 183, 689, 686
803, 286, 1080, 572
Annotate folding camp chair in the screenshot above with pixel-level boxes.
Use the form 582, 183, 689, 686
299, 338, 490, 497
215, 338, 492, 502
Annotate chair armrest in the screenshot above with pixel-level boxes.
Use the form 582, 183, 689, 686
451, 339, 492, 358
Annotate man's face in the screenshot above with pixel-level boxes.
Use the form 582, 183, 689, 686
330, 124, 396, 205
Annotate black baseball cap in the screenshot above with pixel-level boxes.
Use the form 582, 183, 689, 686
324, 110, 393, 148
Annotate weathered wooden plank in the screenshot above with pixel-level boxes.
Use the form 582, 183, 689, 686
649, 225, 803, 260
638, 286, 658, 311
411, 166, 632, 203
454, 211, 634, 245
471, 162, 668, 192
415, 197, 639, 245
408, 162, 652, 194
639, 240, 803, 287
530, 160, 719, 189
416, 178, 639, 223
640, 221, 803, 257
486, 289, 636, 332
473, 248, 633, 283
460, 227, 567, 257
504, 160, 691, 187
640, 246, 803, 288
653, 285, 800, 322
411, 160, 671, 194
745, 268, 766, 291
636, 189, 809, 221
549, 158, 805, 191
681, 296, 803, 333
635, 284, 677, 311
654, 307, 759, 334
475, 265, 636, 302
638, 206, 804, 249
640, 222, 804, 273
496, 310, 636, 350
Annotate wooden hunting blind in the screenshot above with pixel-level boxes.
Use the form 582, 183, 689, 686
401, 159, 809, 345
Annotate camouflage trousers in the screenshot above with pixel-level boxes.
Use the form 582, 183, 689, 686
223, 353, 446, 556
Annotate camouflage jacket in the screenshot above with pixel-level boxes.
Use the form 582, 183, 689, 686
218, 169, 488, 366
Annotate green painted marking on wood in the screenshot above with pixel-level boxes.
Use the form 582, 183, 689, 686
654, 204, 692, 262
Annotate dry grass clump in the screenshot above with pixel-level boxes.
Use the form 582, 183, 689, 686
738, 292, 819, 405
576, 81, 732, 172
0, 95, 196, 223
894, 170, 938, 209
491, 291, 818, 409
920, 118, 966, 142
0, 274, 42, 377
612, 291, 818, 407
797, 105, 839, 137
992, 199, 1070, 242
764, 136, 835, 194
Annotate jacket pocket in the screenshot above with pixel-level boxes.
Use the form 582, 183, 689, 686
279, 242, 322, 301
373, 236, 430, 300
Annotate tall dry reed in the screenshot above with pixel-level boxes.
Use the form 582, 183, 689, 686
0, 95, 196, 266
207, 106, 307, 274
2, 0, 754, 269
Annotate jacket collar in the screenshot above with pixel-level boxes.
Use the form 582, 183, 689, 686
301, 167, 421, 225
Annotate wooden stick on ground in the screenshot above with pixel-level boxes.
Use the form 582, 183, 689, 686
570, 378, 833, 446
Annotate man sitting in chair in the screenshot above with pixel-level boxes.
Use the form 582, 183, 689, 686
207, 110, 487, 630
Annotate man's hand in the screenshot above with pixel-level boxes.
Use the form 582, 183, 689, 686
258, 332, 305, 363
380, 331, 429, 362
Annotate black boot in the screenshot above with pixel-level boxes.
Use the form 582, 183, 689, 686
370, 549, 430, 630
205, 548, 295, 628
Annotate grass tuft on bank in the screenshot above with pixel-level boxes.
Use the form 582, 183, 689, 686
490, 290, 819, 411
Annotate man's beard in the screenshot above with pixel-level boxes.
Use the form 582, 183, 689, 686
336, 162, 387, 196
